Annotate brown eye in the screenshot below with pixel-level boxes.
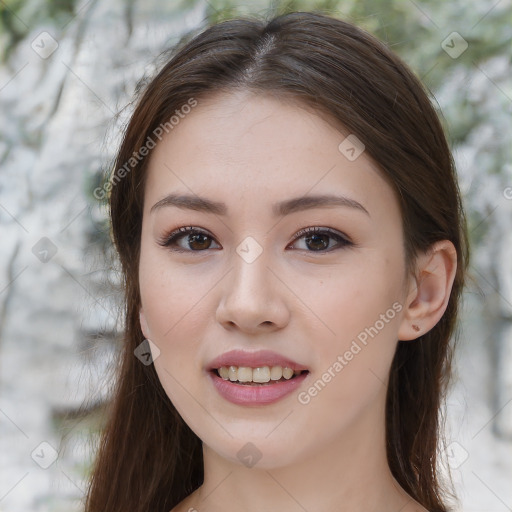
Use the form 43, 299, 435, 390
158, 227, 220, 252
289, 227, 352, 252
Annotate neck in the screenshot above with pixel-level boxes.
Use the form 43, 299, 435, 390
188, 388, 422, 512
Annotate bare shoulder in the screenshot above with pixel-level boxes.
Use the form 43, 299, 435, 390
168, 491, 199, 512
168, 501, 191, 512
394, 495, 430, 512
168, 501, 193, 512
415, 502, 430, 512
404, 502, 430, 512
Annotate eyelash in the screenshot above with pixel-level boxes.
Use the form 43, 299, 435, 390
157, 226, 353, 254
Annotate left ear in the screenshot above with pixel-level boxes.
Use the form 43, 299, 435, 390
398, 240, 458, 341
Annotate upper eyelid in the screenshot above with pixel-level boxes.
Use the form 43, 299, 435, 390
294, 226, 350, 240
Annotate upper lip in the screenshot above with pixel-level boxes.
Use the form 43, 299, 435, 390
206, 349, 309, 372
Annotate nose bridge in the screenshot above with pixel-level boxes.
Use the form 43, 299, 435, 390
216, 238, 288, 331
229, 239, 273, 303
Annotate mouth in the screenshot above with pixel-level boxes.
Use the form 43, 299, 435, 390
206, 349, 310, 404
208, 365, 310, 406
211, 365, 310, 386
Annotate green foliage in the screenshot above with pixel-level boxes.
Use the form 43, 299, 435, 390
202, 0, 512, 248
4, 0, 509, 251
0, 0, 76, 61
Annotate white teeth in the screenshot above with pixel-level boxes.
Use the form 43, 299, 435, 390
270, 366, 283, 380
252, 366, 270, 383
218, 366, 229, 380
282, 367, 294, 379
228, 365, 238, 382
216, 365, 304, 383
237, 367, 253, 382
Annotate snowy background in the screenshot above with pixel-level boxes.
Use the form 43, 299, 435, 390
0, 0, 511, 510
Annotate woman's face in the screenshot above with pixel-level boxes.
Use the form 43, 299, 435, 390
139, 90, 411, 468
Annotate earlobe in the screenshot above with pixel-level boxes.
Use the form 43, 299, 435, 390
398, 240, 457, 341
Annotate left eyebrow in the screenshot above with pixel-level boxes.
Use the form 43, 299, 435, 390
274, 193, 370, 217
150, 193, 370, 217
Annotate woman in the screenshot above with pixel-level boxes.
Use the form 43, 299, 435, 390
85, 10, 469, 512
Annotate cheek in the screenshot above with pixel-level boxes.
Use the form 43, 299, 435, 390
139, 245, 206, 339
292, 255, 402, 348
294, 296, 400, 454
292, 257, 402, 415
138, 252, 206, 404
139, 254, 208, 426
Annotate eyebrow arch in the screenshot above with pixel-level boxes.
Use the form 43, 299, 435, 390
150, 193, 370, 217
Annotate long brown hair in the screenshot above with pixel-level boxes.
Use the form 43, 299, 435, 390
84, 10, 469, 512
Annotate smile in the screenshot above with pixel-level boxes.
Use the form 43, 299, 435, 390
208, 366, 310, 406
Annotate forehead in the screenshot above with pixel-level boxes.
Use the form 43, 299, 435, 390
143, 90, 399, 221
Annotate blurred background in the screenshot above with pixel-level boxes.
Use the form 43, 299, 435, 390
0, 0, 511, 510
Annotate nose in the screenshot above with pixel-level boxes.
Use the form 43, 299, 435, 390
215, 250, 290, 334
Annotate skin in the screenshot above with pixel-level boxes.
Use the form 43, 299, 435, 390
138, 89, 457, 512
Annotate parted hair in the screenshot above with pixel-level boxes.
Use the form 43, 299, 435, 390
84, 10, 469, 512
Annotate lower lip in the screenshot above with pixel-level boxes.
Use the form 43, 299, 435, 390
208, 370, 309, 406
